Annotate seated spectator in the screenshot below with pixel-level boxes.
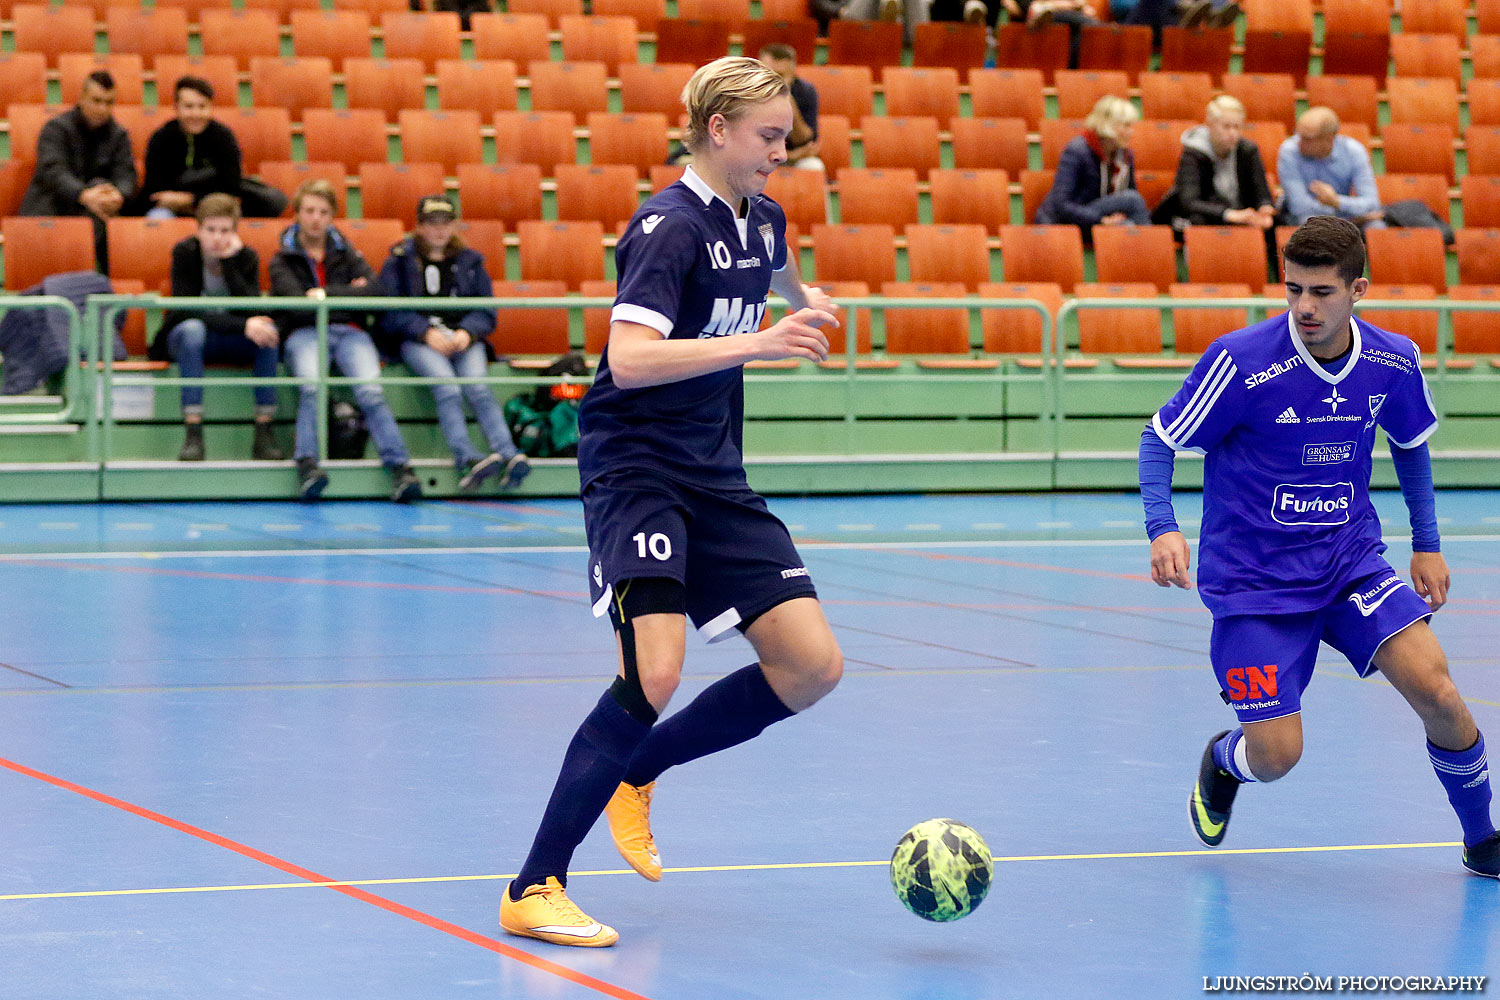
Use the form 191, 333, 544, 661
838, 0, 932, 44
758, 44, 824, 173
429, 0, 492, 31
1117, 0, 1240, 45
377, 195, 530, 492
136, 77, 287, 220
269, 179, 421, 503
1277, 107, 1384, 229
18, 70, 136, 273
1002, 0, 1099, 67
1036, 95, 1151, 231
1154, 95, 1276, 236
154, 193, 285, 462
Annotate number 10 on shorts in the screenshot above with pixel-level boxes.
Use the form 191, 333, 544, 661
633, 532, 672, 561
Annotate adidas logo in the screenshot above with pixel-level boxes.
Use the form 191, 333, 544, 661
1275, 407, 1301, 424
1463, 773, 1490, 789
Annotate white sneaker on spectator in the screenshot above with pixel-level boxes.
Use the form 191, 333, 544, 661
964, 0, 987, 25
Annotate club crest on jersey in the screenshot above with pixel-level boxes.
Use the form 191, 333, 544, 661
758, 222, 775, 261
1365, 393, 1387, 429
1347, 573, 1406, 616
1272, 482, 1353, 525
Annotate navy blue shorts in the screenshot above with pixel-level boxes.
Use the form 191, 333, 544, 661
582, 472, 818, 642
1209, 564, 1434, 723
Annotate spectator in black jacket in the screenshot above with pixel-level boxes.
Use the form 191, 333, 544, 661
378, 195, 529, 492
18, 71, 136, 272
270, 179, 420, 502
154, 193, 284, 462
1155, 95, 1276, 236
137, 77, 243, 220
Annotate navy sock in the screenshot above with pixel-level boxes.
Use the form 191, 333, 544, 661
1428, 732, 1495, 847
512, 689, 652, 896
1212, 728, 1257, 783
622, 663, 794, 788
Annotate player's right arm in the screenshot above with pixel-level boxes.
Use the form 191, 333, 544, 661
607, 312, 837, 390
1140, 425, 1193, 589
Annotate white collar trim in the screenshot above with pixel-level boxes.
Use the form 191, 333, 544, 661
682, 165, 749, 217
1286, 312, 1361, 385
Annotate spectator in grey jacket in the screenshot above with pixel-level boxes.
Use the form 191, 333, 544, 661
1155, 96, 1276, 234
18, 71, 137, 273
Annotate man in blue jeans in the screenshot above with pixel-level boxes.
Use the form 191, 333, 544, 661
153, 192, 283, 462
377, 195, 530, 492
269, 179, 420, 502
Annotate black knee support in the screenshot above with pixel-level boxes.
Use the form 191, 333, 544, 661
605, 578, 685, 726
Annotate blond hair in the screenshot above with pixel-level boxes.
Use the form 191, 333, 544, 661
1206, 94, 1245, 123
1085, 95, 1139, 143
680, 56, 789, 153
292, 178, 339, 215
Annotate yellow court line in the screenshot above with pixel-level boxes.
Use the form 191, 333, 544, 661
0, 840, 1462, 902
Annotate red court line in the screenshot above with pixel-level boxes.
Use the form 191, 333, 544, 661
0, 755, 651, 1000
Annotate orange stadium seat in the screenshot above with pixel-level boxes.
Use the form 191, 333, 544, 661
618, 63, 696, 116
504, 0, 582, 26
456, 163, 543, 228
992, 24, 1070, 85
1040, 119, 1084, 169
358, 162, 445, 225
880, 282, 973, 355
999, 225, 1084, 291
1020, 170, 1055, 226
153, 56, 238, 110
249, 57, 334, 119
1480, 0, 1500, 33
859, 117, 942, 179
337, 218, 405, 271
435, 60, 519, 117
1134, 170, 1176, 217
339, 0, 410, 16
378, 11, 462, 69
1184, 226, 1273, 289
1468, 80, 1500, 129
490, 281, 572, 356
1322, 0, 1391, 36
1462, 176, 1500, 228
1055, 70, 1131, 122
835, 168, 919, 228
2, 217, 95, 290
979, 282, 1062, 354
1465, 127, 1500, 177
815, 115, 853, 175
554, 163, 640, 233
905, 224, 991, 290
12, 5, 95, 66
811, 224, 897, 287
1139, 72, 1215, 123
1077, 24, 1153, 83
259, 0, 325, 23
1132, 120, 1196, 172
559, 15, 640, 75
493, 111, 578, 177
1074, 282, 1164, 354
5, 104, 57, 169
1472, 37, 1500, 81
763, 168, 828, 231
911, 22, 987, 81
199, 10, 281, 70
1448, 286, 1500, 355
258, 162, 345, 215
57, 54, 144, 107
104, 7, 190, 68
1220, 74, 1296, 130
1158, 26, 1233, 83
586, 112, 670, 176
237, 219, 285, 284
1241, 19, 1312, 86
796, 66, 874, 121
825, 20, 903, 79
1093, 225, 1177, 292
968, 69, 1045, 130
302, 108, 388, 173
0, 52, 46, 107
1455, 229, 1500, 286
1375, 173, 1451, 225
948, 118, 1028, 176
344, 58, 427, 120
517, 221, 606, 289
592, 0, 665, 29
1365, 228, 1448, 292
1359, 284, 1438, 353
1380, 125, 1455, 183
739, 20, 819, 66
1390, 34, 1461, 86
649, 164, 686, 194
0, 161, 29, 218
398, 110, 483, 174
1401, 0, 1465, 38
758, 0, 809, 18
471, 13, 552, 65
453, 220, 506, 279
580, 279, 618, 354
676, 0, 749, 28
527, 61, 610, 117
1386, 78, 1460, 131
1321, 33, 1390, 83
290, 10, 373, 68
105, 217, 197, 288
929, 168, 1010, 233
654, 18, 730, 66
1169, 283, 1253, 354
216, 107, 294, 174
112, 105, 174, 158
881, 68, 961, 122
1302, 75, 1378, 134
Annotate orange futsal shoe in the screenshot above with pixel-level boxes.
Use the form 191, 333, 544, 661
500, 877, 619, 947
605, 781, 662, 881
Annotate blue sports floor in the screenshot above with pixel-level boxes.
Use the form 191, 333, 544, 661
1, 492, 1497, 999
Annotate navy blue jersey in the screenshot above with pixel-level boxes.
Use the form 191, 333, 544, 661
1152, 312, 1437, 617
577, 166, 789, 490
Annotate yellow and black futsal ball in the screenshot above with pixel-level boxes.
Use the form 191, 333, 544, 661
889, 818, 994, 922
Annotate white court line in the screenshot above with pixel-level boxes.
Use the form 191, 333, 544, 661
1035, 520, 1072, 528
5, 535, 1500, 562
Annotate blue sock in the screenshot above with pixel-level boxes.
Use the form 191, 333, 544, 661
622, 664, 794, 788
1428, 733, 1495, 847
512, 689, 652, 896
1212, 728, 1257, 783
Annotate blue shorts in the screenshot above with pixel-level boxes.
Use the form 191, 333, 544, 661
582, 471, 818, 642
1209, 565, 1433, 724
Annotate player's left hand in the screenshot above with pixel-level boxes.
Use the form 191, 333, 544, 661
801, 283, 835, 317
1410, 551, 1450, 611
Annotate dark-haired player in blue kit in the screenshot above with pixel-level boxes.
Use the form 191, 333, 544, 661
1140, 216, 1497, 877
499, 57, 845, 947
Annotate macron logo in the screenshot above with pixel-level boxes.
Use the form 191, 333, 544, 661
641, 214, 664, 234
1275, 407, 1300, 424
